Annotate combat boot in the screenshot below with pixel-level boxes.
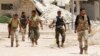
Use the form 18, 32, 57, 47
11, 41, 13, 47
16, 40, 19, 47
22, 36, 25, 41
80, 48, 83, 54
83, 46, 88, 54
31, 38, 34, 47
61, 43, 64, 48
11, 37, 14, 47
57, 42, 60, 48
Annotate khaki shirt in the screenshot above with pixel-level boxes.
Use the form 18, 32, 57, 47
29, 15, 41, 28
9, 18, 20, 28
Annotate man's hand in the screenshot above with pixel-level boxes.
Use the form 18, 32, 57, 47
41, 27, 43, 30
74, 30, 76, 33
49, 24, 54, 28
49, 25, 51, 28
88, 28, 91, 33
65, 28, 67, 32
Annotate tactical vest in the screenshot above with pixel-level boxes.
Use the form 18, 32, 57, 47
77, 15, 89, 32
56, 16, 65, 28
20, 15, 27, 25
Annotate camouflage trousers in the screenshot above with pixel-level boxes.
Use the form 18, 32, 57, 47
21, 27, 26, 41
30, 27, 40, 45
77, 30, 88, 54
55, 28, 66, 47
10, 27, 19, 47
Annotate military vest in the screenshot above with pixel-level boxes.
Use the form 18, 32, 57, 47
56, 16, 65, 29
77, 15, 89, 32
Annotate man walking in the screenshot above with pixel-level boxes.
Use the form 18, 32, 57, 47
9, 14, 20, 47
49, 11, 66, 48
28, 10, 43, 47
75, 8, 91, 54
20, 12, 28, 41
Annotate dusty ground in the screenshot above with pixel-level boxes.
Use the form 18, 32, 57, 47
0, 23, 100, 56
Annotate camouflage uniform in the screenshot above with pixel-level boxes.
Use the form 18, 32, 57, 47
20, 15, 27, 41
55, 28, 65, 47
30, 27, 40, 45
55, 16, 66, 47
75, 15, 91, 54
9, 18, 20, 47
8, 23, 11, 38
29, 15, 41, 46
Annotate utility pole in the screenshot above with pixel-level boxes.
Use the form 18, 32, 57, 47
99, 0, 100, 20
76, 0, 80, 15
71, 0, 74, 29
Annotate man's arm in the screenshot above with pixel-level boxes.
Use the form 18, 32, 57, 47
63, 17, 67, 32
64, 23, 67, 32
75, 15, 79, 33
49, 20, 55, 28
87, 16, 91, 33
39, 20, 43, 30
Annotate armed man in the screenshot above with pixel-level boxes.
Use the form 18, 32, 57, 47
75, 8, 91, 54
49, 11, 67, 48
28, 10, 43, 47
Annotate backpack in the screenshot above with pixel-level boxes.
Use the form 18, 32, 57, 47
11, 18, 19, 28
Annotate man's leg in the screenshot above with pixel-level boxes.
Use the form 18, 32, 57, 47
8, 29, 11, 38
34, 29, 40, 45
55, 30, 60, 47
8, 25, 11, 38
60, 29, 65, 47
22, 28, 25, 41
83, 36, 88, 54
24, 25, 27, 34
11, 31, 14, 47
16, 37, 19, 47
78, 33, 83, 54
28, 26, 31, 39
15, 31, 19, 47
31, 37, 34, 47
30, 30, 35, 47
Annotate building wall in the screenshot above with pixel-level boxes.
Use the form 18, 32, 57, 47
81, 3, 94, 20
0, 0, 18, 15
94, 1, 99, 20
17, 0, 35, 17
80, 0, 100, 20
0, 0, 35, 17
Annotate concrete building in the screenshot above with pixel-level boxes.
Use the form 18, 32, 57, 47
70, 0, 100, 20
0, 0, 35, 16
80, 0, 99, 20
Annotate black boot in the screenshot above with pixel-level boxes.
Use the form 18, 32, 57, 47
80, 47, 83, 54
35, 40, 38, 45
57, 41, 60, 48
31, 38, 34, 47
11, 41, 13, 47
22, 36, 25, 41
11, 37, 14, 47
61, 43, 64, 48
